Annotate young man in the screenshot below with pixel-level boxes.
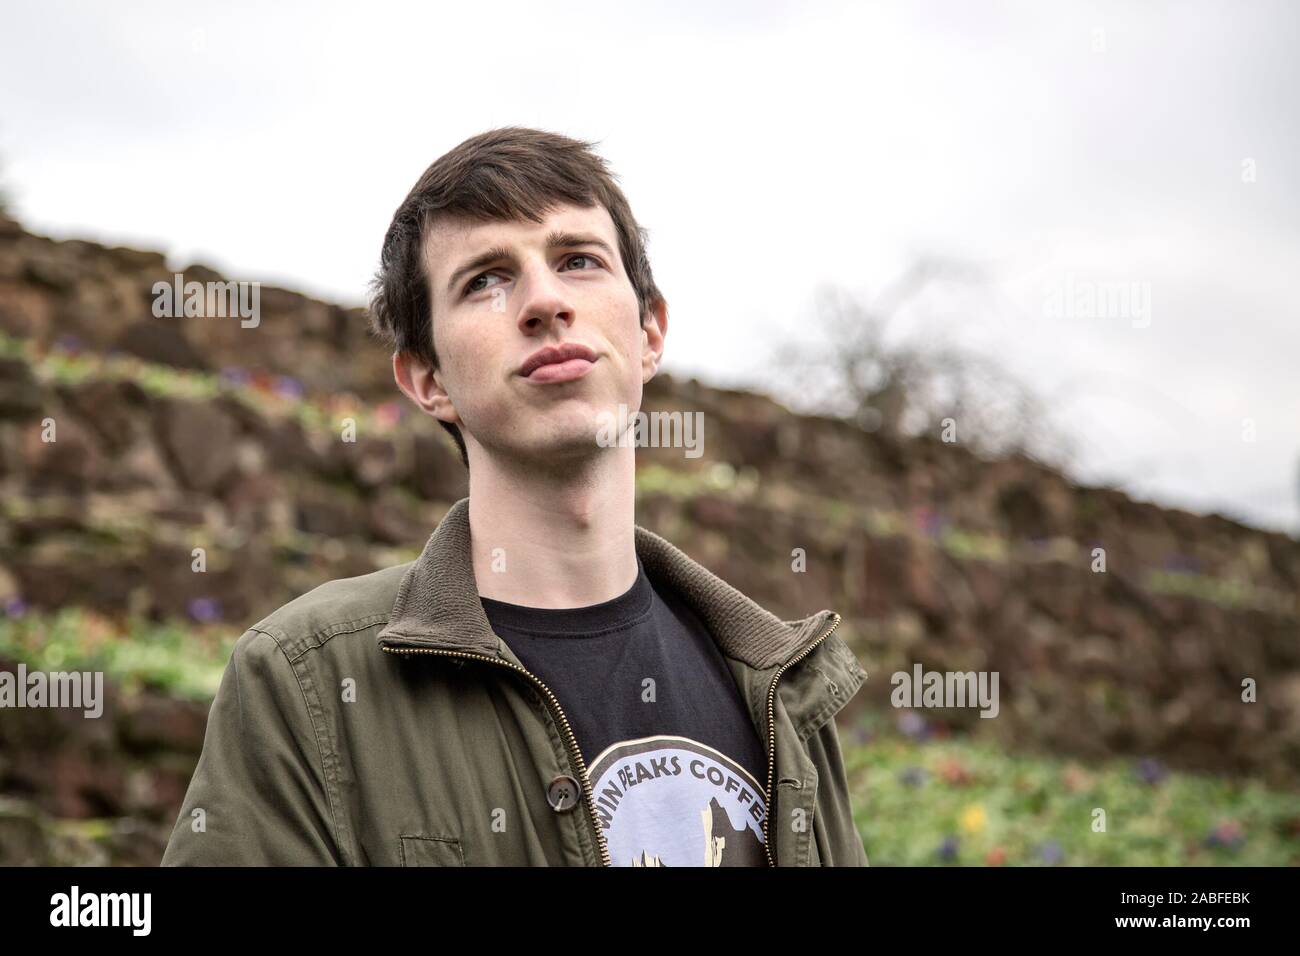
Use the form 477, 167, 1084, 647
162, 127, 869, 867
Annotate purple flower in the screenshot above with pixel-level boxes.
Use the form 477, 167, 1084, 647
3, 596, 28, 618
937, 836, 960, 862
896, 710, 931, 741
1038, 840, 1064, 865
1134, 757, 1167, 786
54, 334, 83, 353
188, 597, 223, 623
899, 766, 926, 787
914, 507, 945, 538
1204, 820, 1245, 851
219, 367, 251, 387
273, 375, 305, 399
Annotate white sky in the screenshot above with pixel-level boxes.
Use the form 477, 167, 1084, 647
2, 0, 1297, 533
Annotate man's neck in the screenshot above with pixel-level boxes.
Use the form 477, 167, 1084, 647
466, 446, 639, 609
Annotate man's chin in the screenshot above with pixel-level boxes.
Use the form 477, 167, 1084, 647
483, 425, 616, 468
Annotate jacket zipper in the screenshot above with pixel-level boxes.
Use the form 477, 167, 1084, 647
381, 644, 613, 867
761, 611, 842, 867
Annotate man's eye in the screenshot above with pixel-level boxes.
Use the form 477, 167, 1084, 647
563, 253, 603, 271
464, 272, 502, 296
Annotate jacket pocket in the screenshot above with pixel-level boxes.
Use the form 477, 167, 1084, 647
399, 834, 465, 866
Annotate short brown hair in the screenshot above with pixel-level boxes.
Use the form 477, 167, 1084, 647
367, 126, 665, 468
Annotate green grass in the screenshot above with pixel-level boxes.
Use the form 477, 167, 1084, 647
842, 714, 1300, 866
0, 330, 404, 440
0, 609, 236, 701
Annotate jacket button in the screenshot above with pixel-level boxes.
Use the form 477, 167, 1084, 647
547, 775, 581, 813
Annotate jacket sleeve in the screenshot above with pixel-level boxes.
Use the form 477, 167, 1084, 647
161, 628, 344, 866
811, 713, 870, 866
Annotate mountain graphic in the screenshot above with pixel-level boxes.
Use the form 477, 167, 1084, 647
627, 798, 764, 866
701, 796, 764, 866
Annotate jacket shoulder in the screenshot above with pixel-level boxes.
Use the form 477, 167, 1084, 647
247, 562, 413, 659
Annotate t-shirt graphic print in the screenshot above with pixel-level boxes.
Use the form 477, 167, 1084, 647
588, 734, 767, 866
479, 553, 770, 868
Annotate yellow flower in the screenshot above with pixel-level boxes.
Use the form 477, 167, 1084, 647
960, 804, 987, 835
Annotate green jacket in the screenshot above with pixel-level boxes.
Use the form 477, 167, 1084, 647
161, 497, 870, 866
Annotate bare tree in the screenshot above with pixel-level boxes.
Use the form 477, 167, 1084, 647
769, 262, 1070, 465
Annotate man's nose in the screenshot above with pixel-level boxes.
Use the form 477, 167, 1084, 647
516, 260, 575, 333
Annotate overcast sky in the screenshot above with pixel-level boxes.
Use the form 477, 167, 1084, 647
2, 0, 1297, 534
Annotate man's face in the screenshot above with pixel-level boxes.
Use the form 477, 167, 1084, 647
409, 201, 665, 466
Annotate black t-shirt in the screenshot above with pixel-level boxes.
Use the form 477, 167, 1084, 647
480, 554, 769, 867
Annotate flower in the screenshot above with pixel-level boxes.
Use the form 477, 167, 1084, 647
985, 846, 1007, 866
1038, 840, 1064, 865
328, 391, 361, 415
187, 597, 223, 623
1061, 764, 1092, 793
959, 803, 987, 835
1134, 757, 1167, 786
896, 710, 930, 740
937, 836, 960, 862
1163, 552, 1201, 573
82, 612, 115, 644
273, 375, 305, 400
219, 367, 251, 387
3, 596, 28, 618
374, 401, 404, 429
898, 766, 926, 788
1204, 820, 1245, 851
938, 757, 974, 786
913, 507, 944, 538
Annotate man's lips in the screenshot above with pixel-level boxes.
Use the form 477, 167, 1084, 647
524, 357, 595, 383
517, 342, 599, 382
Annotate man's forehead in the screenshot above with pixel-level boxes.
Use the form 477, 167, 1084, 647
423, 202, 618, 283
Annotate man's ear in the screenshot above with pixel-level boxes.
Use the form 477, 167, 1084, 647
640, 297, 668, 383
393, 351, 462, 426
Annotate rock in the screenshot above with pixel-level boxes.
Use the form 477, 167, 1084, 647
60, 378, 149, 453
118, 694, 209, 755
22, 413, 104, 492
0, 798, 50, 865
689, 494, 739, 530
0, 357, 41, 419
296, 483, 366, 538
114, 319, 211, 370
412, 431, 467, 501
343, 435, 401, 489
367, 487, 429, 545
154, 398, 239, 492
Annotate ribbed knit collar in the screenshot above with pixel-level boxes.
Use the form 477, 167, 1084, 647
376, 497, 831, 670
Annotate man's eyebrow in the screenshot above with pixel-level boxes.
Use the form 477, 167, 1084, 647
444, 244, 513, 298
443, 230, 616, 298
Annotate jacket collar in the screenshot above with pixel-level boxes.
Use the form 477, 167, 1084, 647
375, 497, 832, 671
